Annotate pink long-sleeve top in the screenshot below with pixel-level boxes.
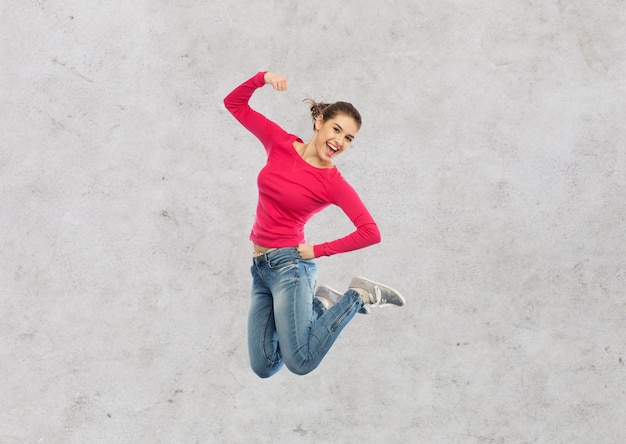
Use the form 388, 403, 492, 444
224, 72, 381, 257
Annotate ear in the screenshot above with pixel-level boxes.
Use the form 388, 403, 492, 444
314, 114, 324, 131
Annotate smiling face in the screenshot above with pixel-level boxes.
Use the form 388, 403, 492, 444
314, 113, 359, 164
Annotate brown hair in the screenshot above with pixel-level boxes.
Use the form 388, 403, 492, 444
303, 99, 362, 131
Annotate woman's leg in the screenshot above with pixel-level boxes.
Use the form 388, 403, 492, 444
267, 248, 363, 375
247, 261, 284, 378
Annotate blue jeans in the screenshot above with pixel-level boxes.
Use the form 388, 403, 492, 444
248, 247, 364, 377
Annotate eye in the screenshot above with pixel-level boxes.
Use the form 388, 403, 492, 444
333, 127, 340, 133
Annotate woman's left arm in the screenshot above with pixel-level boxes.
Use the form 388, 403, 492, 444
310, 180, 381, 258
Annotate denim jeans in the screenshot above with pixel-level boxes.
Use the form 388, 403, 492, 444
248, 247, 363, 377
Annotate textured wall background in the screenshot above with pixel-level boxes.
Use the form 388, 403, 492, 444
1, 1, 625, 443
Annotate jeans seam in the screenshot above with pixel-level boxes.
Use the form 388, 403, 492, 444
260, 305, 279, 366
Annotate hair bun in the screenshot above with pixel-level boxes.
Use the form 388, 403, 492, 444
303, 98, 330, 121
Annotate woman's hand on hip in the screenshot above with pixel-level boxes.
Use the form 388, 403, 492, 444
264, 72, 288, 91
297, 244, 315, 260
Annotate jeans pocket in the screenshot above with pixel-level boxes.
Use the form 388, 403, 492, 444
300, 260, 318, 293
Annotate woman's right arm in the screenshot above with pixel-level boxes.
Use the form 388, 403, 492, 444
223, 72, 288, 147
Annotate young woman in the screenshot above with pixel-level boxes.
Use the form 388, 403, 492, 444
224, 71, 405, 378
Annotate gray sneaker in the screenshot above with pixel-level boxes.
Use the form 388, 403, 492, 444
349, 276, 405, 309
315, 285, 370, 314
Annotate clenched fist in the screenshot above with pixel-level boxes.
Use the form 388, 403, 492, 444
264, 72, 288, 91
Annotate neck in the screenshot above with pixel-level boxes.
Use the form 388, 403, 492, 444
300, 135, 332, 168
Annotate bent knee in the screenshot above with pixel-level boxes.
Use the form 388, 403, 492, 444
251, 363, 282, 379
284, 361, 316, 376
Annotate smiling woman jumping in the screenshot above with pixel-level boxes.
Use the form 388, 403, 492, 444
224, 71, 405, 378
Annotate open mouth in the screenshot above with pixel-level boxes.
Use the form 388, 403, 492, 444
326, 142, 339, 157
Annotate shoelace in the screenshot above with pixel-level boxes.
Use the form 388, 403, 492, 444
370, 286, 385, 307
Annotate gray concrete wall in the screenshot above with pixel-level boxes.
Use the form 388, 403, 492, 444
2, 1, 625, 443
